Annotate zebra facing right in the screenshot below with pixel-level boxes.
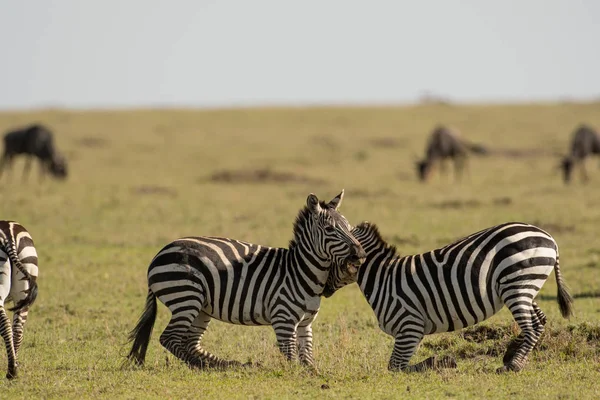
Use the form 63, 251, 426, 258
127, 190, 366, 369
328, 221, 573, 373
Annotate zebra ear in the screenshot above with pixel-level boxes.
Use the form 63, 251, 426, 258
307, 194, 322, 214
327, 189, 344, 210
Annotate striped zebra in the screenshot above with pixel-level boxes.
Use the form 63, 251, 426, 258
0, 221, 39, 379
127, 190, 366, 369
328, 221, 573, 373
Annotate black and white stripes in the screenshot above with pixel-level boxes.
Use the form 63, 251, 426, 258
332, 221, 573, 373
0, 220, 39, 379
127, 190, 366, 369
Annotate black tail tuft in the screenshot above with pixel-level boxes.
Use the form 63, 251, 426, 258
127, 290, 158, 366
554, 256, 574, 319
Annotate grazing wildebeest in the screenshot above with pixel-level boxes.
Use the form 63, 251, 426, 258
0, 124, 68, 180
560, 124, 600, 184
415, 125, 488, 182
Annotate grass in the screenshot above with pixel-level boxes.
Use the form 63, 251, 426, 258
1, 102, 600, 399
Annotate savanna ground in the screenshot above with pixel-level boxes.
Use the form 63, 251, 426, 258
1, 103, 600, 399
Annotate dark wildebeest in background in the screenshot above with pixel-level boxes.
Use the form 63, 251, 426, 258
0, 124, 68, 180
415, 125, 488, 182
560, 124, 600, 184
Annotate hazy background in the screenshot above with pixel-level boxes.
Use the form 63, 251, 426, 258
1, 0, 599, 110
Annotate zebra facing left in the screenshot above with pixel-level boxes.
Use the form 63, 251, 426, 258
327, 221, 573, 373
127, 190, 366, 369
0, 221, 39, 379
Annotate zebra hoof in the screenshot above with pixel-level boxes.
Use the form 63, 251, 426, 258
496, 363, 522, 374
6, 369, 17, 380
241, 361, 258, 368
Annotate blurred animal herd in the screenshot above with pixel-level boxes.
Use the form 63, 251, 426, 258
2, 121, 598, 184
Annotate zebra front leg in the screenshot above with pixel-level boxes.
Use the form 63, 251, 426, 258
0, 307, 17, 379
184, 312, 245, 369
388, 329, 424, 372
388, 326, 456, 372
297, 319, 316, 368
272, 318, 298, 363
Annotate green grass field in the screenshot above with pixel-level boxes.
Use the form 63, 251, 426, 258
1, 103, 599, 399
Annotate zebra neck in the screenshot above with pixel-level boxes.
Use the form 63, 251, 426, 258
357, 247, 396, 303
286, 242, 329, 297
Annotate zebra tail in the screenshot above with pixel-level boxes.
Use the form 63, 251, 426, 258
554, 255, 574, 319
5, 241, 38, 313
127, 289, 158, 366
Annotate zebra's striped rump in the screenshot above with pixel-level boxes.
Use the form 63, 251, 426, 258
339, 221, 573, 373
0, 220, 39, 379
127, 190, 365, 369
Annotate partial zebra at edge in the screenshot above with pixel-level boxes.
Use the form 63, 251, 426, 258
0, 220, 39, 380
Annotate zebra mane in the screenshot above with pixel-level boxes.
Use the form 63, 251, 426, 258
354, 222, 398, 256
288, 200, 331, 249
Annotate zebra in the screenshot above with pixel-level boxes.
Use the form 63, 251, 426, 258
0, 123, 68, 180
127, 190, 366, 369
415, 125, 488, 182
560, 124, 600, 184
0, 221, 39, 379
328, 221, 573, 373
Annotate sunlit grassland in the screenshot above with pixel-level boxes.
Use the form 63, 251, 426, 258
1, 102, 599, 399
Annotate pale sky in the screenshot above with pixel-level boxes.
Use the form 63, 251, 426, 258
1, 0, 599, 110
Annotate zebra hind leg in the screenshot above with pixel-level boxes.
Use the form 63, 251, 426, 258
0, 307, 17, 379
503, 301, 547, 364
12, 308, 29, 360
159, 306, 202, 368
498, 302, 545, 373
184, 312, 247, 369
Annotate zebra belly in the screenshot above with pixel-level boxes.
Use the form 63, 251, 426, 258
202, 304, 271, 325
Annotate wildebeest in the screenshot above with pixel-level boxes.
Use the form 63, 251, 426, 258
0, 124, 68, 180
560, 124, 600, 184
415, 125, 488, 182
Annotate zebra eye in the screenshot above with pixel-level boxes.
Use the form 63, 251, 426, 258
325, 225, 336, 233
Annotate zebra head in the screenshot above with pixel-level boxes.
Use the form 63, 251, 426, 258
294, 190, 366, 297
323, 222, 395, 298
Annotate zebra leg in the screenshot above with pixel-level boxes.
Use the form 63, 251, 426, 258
0, 307, 17, 379
0, 257, 17, 379
503, 301, 546, 365
12, 308, 29, 359
498, 303, 544, 373
184, 311, 244, 369
158, 306, 201, 367
272, 317, 298, 362
297, 318, 315, 368
388, 329, 424, 372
